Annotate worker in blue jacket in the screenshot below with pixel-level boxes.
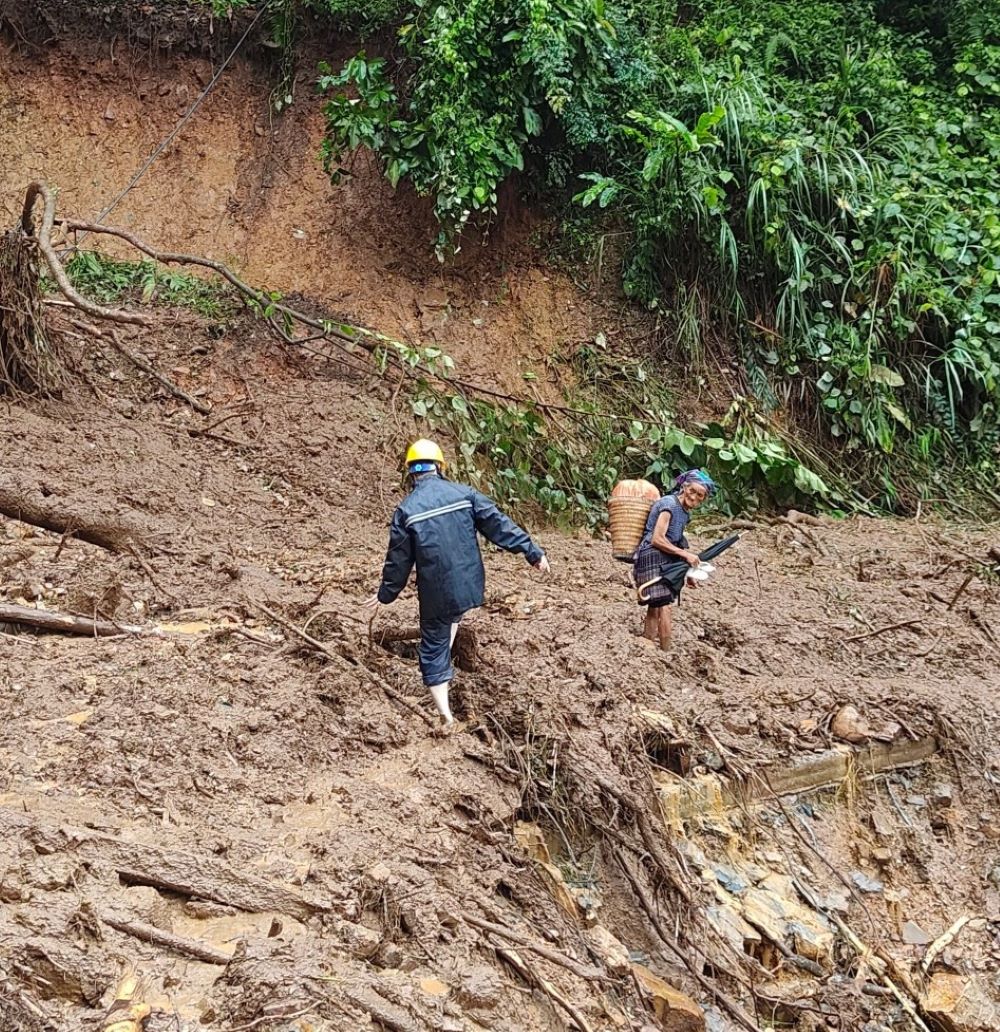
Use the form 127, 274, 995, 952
363, 439, 550, 726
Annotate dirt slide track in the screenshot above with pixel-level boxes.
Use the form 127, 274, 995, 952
2, 22, 1000, 1032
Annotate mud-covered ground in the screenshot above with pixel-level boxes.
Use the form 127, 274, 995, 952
1, 313, 998, 1031
2, 25, 1000, 1032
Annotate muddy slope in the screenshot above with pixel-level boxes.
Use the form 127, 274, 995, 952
0, 310, 998, 1031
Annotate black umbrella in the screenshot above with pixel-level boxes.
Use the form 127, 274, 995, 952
637, 534, 742, 603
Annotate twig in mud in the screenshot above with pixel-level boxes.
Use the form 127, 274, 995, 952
459, 913, 606, 982
489, 941, 595, 1032
842, 618, 921, 644
922, 915, 972, 974
99, 910, 232, 966
225, 1002, 321, 1032
0, 630, 38, 646
127, 543, 181, 603
947, 573, 975, 611
614, 852, 761, 1032
250, 600, 435, 727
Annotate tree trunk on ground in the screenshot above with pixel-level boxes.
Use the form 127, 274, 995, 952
0, 476, 149, 553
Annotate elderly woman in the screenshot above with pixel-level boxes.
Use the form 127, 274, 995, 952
632, 469, 716, 650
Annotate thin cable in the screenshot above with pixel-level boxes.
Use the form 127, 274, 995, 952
72, 1, 272, 249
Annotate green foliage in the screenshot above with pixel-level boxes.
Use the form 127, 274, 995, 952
402, 343, 835, 523
316, 0, 1000, 508
571, 0, 1000, 505
318, 0, 646, 256
63, 251, 233, 318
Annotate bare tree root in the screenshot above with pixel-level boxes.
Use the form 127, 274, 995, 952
21, 183, 150, 328
0, 216, 62, 395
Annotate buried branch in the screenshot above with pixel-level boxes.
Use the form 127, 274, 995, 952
0, 602, 144, 638
0, 474, 151, 554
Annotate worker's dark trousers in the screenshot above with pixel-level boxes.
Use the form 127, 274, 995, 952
418, 613, 465, 686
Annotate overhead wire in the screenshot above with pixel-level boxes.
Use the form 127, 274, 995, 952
70, 1, 273, 251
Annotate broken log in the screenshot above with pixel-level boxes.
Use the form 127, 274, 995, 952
374, 624, 479, 671
655, 736, 939, 824
0, 602, 143, 637
100, 911, 233, 966
0, 806, 326, 921
0, 475, 148, 553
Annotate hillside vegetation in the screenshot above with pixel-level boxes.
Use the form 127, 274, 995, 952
311, 0, 1000, 510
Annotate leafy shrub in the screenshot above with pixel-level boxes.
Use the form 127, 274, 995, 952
318, 0, 647, 256
63, 251, 233, 318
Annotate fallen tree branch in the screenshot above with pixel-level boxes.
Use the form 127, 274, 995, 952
21, 184, 150, 327
0, 602, 143, 637
70, 319, 211, 415
491, 942, 595, 1032
460, 914, 606, 982
793, 879, 932, 1032
590, 772, 694, 907
252, 600, 436, 727
0, 476, 149, 553
100, 911, 233, 965
615, 852, 761, 1032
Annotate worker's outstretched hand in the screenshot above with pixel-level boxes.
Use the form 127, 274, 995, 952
360, 593, 381, 609
533, 555, 551, 575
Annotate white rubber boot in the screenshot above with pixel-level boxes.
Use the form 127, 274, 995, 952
450, 622, 460, 646
429, 682, 453, 725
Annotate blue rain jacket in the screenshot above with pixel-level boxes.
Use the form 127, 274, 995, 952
377, 474, 543, 623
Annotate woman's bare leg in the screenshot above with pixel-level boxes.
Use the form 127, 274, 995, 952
643, 607, 659, 641
657, 606, 673, 650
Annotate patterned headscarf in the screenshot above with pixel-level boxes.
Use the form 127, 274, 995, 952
672, 468, 717, 497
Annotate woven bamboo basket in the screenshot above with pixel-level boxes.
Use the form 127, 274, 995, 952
609, 497, 654, 561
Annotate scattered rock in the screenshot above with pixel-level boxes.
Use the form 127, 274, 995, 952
455, 965, 504, 1011
851, 871, 885, 894
932, 783, 954, 809
585, 925, 631, 976
631, 964, 705, 1032
922, 972, 1000, 1032
832, 704, 876, 744
902, 921, 933, 946
373, 941, 404, 969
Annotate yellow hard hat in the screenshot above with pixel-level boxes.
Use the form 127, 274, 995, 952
405, 439, 445, 467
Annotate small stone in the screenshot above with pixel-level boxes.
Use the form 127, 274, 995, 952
902, 921, 932, 946
932, 783, 954, 809
631, 964, 705, 1032
585, 925, 631, 976
336, 920, 380, 960
851, 871, 884, 894
922, 972, 1000, 1031
374, 942, 403, 969
832, 704, 876, 744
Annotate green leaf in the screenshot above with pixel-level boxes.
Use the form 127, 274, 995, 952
869, 365, 904, 388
